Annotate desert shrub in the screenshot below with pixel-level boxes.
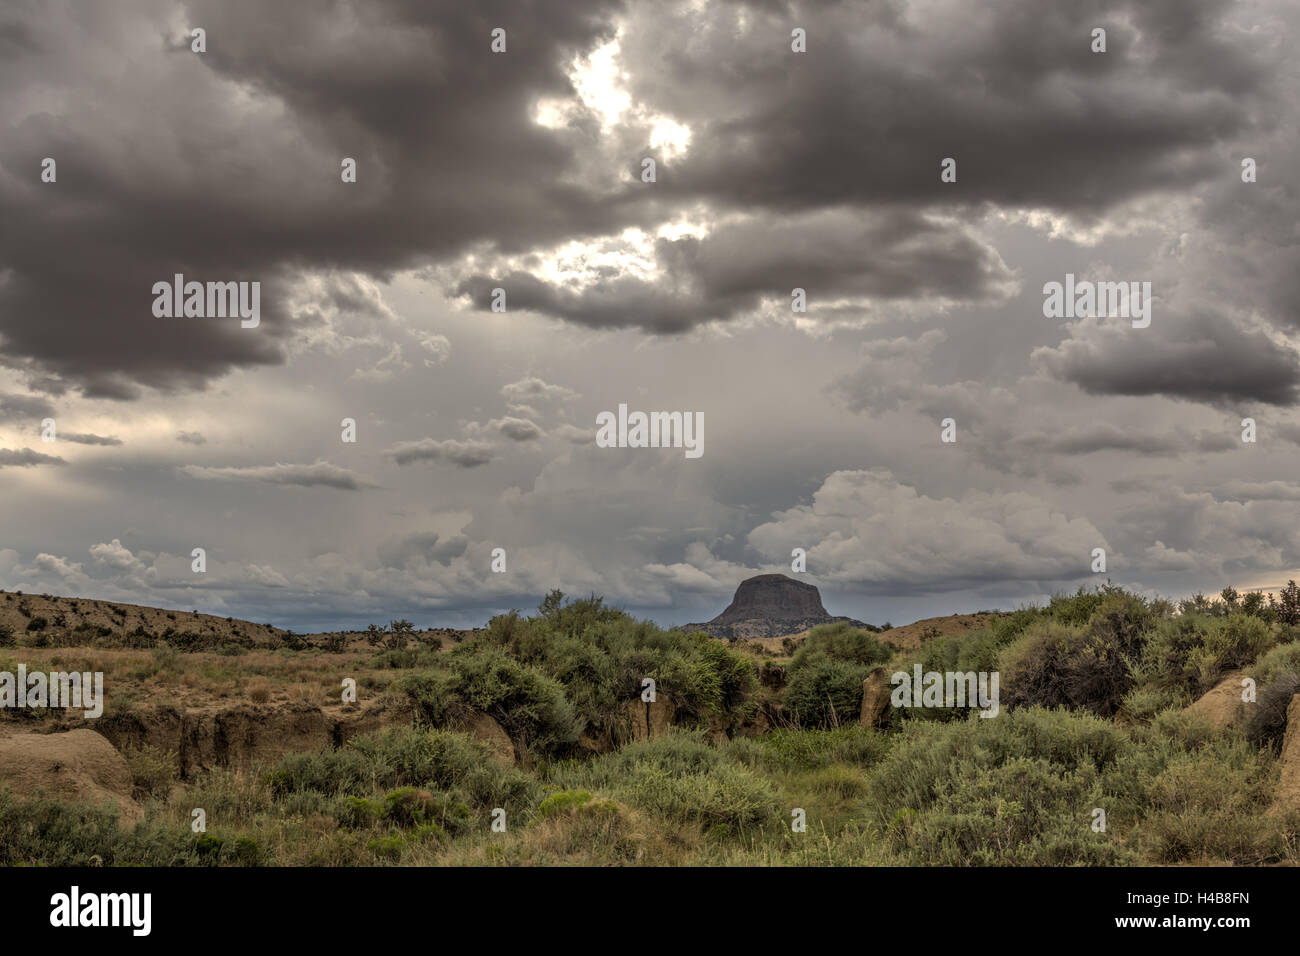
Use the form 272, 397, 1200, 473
1138, 613, 1274, 698
1138, 755, 1285, 864
806, 764, 869, 801
229, 836, 264, 866
246, 678, 271, 704
522, 793, 651, 864
782, 626, 892, 729
783, 655, 873, 728
536, 789, 595, 820
1252, 642, 1300, 685
555, 731, 779, 835
884, 756, 1134, 865
270, 727, 540, 816
388, 670, 458, 726
869, 708, 1135, 865
999, 620, 1131, 716
381, 787, 435, 827
337, 796, 379, 828
727, 725, 886, 773
373, 646, 442, 669
1120, 683, 1186, 721
791, 623, 893, 669
871, 707, 1127, 819
0, 623, 14, 647
394, 595, 759, 749
446, 647, 580, 758
163, 629, 251, 653
1190, 615, 1274, 686
1046, 586, 1109, 626
267, 748, 376, 798
367, 834, 405, 862
122, 744, 179, 800
623, 761, 781, 834
576, 730, 722, 786
0, 793, 212, 866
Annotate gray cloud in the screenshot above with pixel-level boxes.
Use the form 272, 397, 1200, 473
385, 438, 497, 468
1033, 312, 1300, 406
59, 432, 123, 446
178, 460, 378, 489
0, 447, 65, 468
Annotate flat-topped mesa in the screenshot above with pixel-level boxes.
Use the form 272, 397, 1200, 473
714, 573, 828, 624
683, 573, 869, 640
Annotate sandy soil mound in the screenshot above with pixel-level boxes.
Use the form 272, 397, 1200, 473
0, 728, 142, 821
878, 613, 1003, 650
1184, 670, 1248, 728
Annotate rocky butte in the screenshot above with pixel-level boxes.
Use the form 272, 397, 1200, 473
683, 573, 870, 640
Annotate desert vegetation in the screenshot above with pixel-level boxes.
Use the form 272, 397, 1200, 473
2, 584, 1300, 866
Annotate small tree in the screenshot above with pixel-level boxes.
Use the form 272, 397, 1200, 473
386, 619, 416, 650
1268, 580, 1300, 627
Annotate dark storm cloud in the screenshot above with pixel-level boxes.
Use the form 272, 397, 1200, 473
457, 210, 1015, 331
178, 460, 378, 489
1, 0, 1276, 394
1033, 312, 1300, 406
0, 447, 65, 467
175, 430, 206, 445
618, 0, 1268, 214
1013, 423, 1237, 457
0, 0, 625, 396
59, 432, 124, 446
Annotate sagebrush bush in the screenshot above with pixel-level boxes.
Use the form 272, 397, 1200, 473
868, 709, 1136, 865
999, 620, 1131, 716
1253, 641, 1300, 685
268, 727, 541, 811
551, 730, 781, 834
1137, 613, 1275, 698
388, 593, 760, 753
1139, 755, 1284, 864
783, 655, 874, 728
791, 623, 893, 669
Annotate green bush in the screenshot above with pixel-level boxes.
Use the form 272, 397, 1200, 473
726, 725, 886, 773
1252, 642, 1300, 685
791, 623, 892, 669
1137, 613, 1274, 698
389, 593, 761, 752
623, 761, 781, 834
999, 620, 1131, 716
1139, 755, 1284, 864
536, 789, 595, 819
783, 655, 874, 729
868, 708, 1136, 865
269, 727, 541, 810
447, 647, 580, 758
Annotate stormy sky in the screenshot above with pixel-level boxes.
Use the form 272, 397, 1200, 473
2, 0, 1298, 632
